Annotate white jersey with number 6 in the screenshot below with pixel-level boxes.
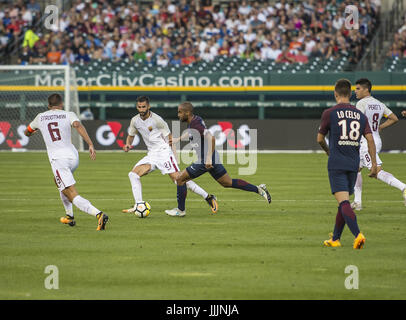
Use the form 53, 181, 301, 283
356, 95, 392, 152
29, 109, 80, 161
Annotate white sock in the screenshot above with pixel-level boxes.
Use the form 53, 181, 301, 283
129, 172, 142, 204
60, 191, 73, 217
354, 172, 362, 204
377, 170, 406, 191
72, 195, 101, 217
186, 180, 209, 199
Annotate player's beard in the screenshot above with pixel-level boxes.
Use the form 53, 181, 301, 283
139, 110, 150, 117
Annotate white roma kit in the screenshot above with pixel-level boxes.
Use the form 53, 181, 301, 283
356, 96, 393, 169
28, 109, 80, 190
128, 112, 179, 174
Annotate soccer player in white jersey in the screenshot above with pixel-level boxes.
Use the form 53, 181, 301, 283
24, 94, 108, 230
122, 96, 217, 216
352, 78, 406, 210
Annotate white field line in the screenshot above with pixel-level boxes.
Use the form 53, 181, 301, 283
0, 198, 402, 203
2, 150, 406, 154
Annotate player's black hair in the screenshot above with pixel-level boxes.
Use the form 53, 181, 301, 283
48, 93, 63, 107
137, 96, 150, 105
334, 79, 352, 98
355, 78, 372, 93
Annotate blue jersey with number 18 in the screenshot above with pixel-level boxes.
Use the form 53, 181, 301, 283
319, 103, 372, 172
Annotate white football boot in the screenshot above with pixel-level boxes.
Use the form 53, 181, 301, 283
165, 208, 186, 217
257, 184, 271, 203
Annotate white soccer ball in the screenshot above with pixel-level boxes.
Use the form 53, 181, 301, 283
134, 201, 151, 218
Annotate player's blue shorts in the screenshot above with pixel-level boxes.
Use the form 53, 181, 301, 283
186, 162, 227, 180
328, 170, 358, 195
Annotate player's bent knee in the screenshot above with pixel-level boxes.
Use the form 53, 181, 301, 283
129, 171, 140, 179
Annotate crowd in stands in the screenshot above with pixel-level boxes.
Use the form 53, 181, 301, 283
0, 0, 381, 67
387, 14, 406, 59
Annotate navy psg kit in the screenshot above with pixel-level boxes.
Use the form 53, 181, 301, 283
319, 103, 372, 194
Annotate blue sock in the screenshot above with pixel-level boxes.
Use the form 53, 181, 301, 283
231, 179, 258, 193
339, 200, 360, 237
177, 184, 187, 211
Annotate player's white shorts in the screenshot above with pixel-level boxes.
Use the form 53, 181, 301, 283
134, 150, 180, 175
50, 158, 79, 191
359, 140, 382, 169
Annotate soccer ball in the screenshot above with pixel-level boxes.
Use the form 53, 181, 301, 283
134, 201, 151, 218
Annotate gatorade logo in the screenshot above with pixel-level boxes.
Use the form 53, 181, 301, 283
95, 122, 139, 147
0, 122, 29, 149
208, 121, 251, 149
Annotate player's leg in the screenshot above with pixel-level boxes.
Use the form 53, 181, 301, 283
58, 188, 75, 226
165, 155, 211, 201
168, 172, 217, 214
167, 164, 208, 216
352, 147, 371, 210
214, 169, 271, 203
376, 165, 406, 205
323, 206, 344, 247
55, 175, 74, 223
165, 170, 189, 217
351, 168, 363, 210
330, 170, 365, 249
62, 185, 108, 231
123, 163, 152, 213
52, 161, 75, 225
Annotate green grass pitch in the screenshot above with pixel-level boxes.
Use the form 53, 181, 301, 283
0, 152, 405, 299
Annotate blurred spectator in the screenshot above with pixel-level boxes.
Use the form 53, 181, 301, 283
61, 48, 75, 65
157, 54, 169, 67
18, 45, 32, 65
5, 0, 379, 67
276, 47, 296, 64
30, 45, 47, 64
294, 47, 309, 63
75, 47, 90, 64
27, 0, 40, 15
201, 46, 215, 62
47, 45, 62, 64
387, 43, 402, 58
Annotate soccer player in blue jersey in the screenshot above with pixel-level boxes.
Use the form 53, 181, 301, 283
165, 101, 271, 217
317, 79, 378, 249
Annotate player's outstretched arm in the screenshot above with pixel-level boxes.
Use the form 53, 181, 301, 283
73, 121, 96, 160
123, 135, 135, 152
24, 126, 37, 137
204, 131, 215, 169
172, 131, 189, 144
364, 133, 378, 178
316, 133, 329, 156
379, 113, 398, 132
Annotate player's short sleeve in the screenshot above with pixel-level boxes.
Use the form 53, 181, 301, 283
190, 116, 208, 136
355, 100, 366, 113
128, 116, 138, 136
382, 104, 393, 118
318, 109, 330, 135
68, 111, 80, 125
152, 113, 171, 137
28, 113, 41, 130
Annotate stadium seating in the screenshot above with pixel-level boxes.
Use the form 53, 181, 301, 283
73, 54, 351, 75
1, 0, 379, 73
383, 56, 406, 73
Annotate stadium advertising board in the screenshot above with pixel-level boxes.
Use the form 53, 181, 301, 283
3, 119, 405, 151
